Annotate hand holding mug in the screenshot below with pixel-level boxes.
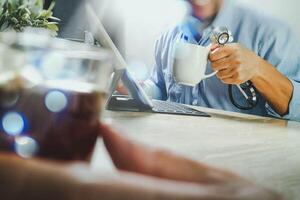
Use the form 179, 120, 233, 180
209, 43, 262, 85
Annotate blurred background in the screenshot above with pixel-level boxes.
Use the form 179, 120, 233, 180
51, 0, 300, 80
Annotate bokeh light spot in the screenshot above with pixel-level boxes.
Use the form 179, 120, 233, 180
15, 136, 38, 158
45, 90, 68, 113
2, 112, 25, 136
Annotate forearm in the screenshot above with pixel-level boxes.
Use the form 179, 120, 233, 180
0, 154, 213, 200
0, 154, 76, 200
251, 59, 293, 116
209, 44, 294, 116
0, 154, 141, 200
101, 125, 281, 200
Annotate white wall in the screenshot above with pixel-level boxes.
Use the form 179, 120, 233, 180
238, 0, 300, 35
98, 0, 300, 79
114, 0, 188, 79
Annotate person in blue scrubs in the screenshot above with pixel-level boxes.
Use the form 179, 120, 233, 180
143, 0, 300, 121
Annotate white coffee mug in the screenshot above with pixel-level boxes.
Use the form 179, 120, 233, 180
172, 42, 217, 86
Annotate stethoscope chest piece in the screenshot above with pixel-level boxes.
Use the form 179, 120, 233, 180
210, 26, 230, 45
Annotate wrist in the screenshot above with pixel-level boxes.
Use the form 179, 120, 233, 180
250, 57, 269, 83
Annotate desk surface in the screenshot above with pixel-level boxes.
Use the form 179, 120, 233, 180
93, 107, 300, 200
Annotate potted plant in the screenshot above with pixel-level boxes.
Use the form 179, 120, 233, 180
0, 0, 59, 35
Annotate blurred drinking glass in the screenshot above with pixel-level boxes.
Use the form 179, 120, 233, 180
0, 31, 112, 161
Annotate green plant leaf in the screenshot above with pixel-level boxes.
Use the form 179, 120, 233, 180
46, 23, 58, 32
0, 0, 60, 34
47, 1, 55, 12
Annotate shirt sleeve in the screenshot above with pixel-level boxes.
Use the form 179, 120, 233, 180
144, 36, 168, 100
258, 22, 300, 121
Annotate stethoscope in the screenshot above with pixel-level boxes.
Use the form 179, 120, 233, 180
210, 26, 259, 110
180, 25, 258, 110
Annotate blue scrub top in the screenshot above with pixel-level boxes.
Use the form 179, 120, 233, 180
149, 0, 300, 121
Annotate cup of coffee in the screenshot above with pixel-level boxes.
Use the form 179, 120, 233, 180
172, 42, 217, 86
0, 32, 112, 161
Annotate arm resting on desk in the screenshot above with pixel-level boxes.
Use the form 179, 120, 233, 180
100, 124, 282, 200
1, 153, 281, 200
0, 124, 282, 200
0, 154, 213, 200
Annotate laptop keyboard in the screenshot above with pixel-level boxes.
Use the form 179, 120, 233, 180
152, 100, 210, 117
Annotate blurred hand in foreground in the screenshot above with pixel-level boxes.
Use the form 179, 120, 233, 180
99, 124, 281, 200
0, 123, 282, 200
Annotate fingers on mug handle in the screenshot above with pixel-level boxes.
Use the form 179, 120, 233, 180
203, 71, 218, 79
210, 44, 219, 52
203, 44, 219, 80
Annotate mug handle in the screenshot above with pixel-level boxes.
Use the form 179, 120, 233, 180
203, 70, 218, 79
202, 44, 219, 80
